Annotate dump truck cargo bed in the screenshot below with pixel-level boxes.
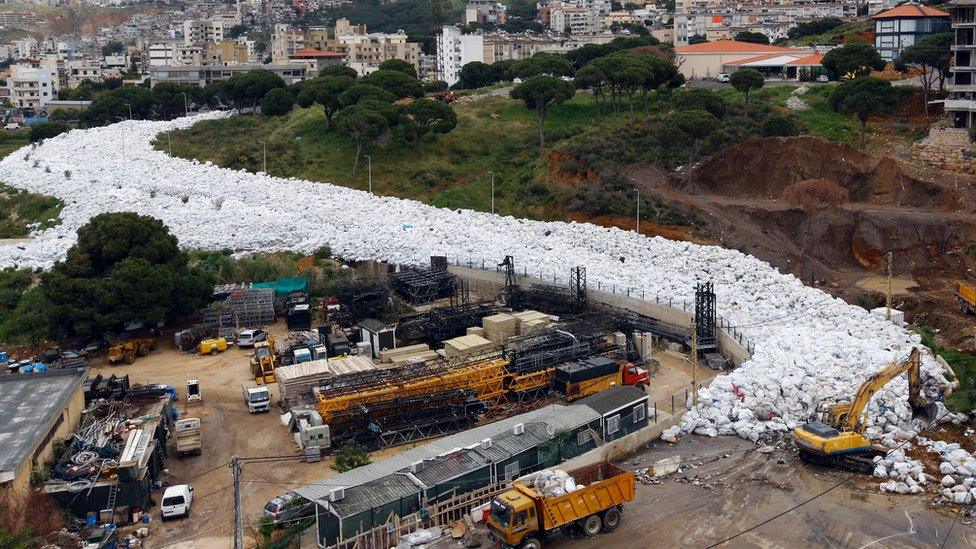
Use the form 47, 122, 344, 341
523, 461, 635, 531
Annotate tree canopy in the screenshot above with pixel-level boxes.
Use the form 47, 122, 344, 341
220, 70, 287, 111
261, 88, 294, 116
511, 75, 576, 157
335, 105, 389, 176
822, 43, 885, 80
510, 53, 574, 79
730, 69, 764, 109
734, 31, 770, 45
377, 58, 418, 78
296, 76, 356, 127
457, 61, 500, 89
363, 70, 424, 98
40, 212, 213, 338
399, 98, 457, 147
29, 122, 70, 142
338, 84, 396, 107
896, 32, 952, 115
829, 76, 896, 147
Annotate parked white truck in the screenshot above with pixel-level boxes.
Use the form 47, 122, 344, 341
242, 383, 271, 413
174, 418, 202, 457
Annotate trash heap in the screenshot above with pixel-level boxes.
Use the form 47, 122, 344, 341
920, 435, 976, 504
0, 114, 961, 481
533, 469, 584, 497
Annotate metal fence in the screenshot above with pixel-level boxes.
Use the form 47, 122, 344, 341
447, 256, 755, 356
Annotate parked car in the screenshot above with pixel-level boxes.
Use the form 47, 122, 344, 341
817, 74, 830, 83
237, 328, 268, 348
263, 492, 315, 526
161, 484, 194, 520
4, 123, 19, 130
716, 73, 731, 83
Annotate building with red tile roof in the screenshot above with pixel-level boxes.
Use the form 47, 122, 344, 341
675, 40, 819, 80
871, 1, 950, 60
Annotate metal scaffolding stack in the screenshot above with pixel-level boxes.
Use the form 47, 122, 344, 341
504, 330, 607, 375
695, 281, 718, 352
523, 266, 588, 315
334, 279, 390, 325
201, 287, 275, 334
388, 268, 457, 305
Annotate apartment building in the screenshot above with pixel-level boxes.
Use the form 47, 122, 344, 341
946, 0, 976, 128
182, 19, 227, 45
551, 7, 602, 34
335, 31, 421, 76
481, 32, 613, 63
9, 64, 55, 110
149, 41, 179, 67
271, 24, 305, 63
149, 63, 307, 87
66, 59, 102, 88
437, 26, 485, 86
465, 0, 507, 25
208, 40, 251, 65
871, 2, 950, 61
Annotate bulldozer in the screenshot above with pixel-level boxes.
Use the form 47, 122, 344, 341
250, 335, 278, 385
107, 337, 157, 365
793, 347, 937, 473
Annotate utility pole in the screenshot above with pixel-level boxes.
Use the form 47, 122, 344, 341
635, 188, 640, 235
124, 102, 132, 120
262, 141, 267, 173
182, 92, 189, 117
232, 456, 242, 549
489, 171, 495, 215
690, 320, 698, 406
886, 251, 893, 321
167, 132, 172, 155
365, 154, 372, 194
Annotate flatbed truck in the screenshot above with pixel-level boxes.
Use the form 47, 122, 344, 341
486, 461, 635, 549
174, 418, 202, 457
553, 357, 648, 402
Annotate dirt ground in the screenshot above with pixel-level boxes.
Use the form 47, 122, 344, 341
88, 322, 357, 548
555, 436, 976, 548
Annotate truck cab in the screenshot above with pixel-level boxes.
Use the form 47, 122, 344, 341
487, 488, 541, 549
622, 364, 649, 389
242, 384, 271, 413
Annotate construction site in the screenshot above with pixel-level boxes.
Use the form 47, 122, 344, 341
0, 115, 975, 549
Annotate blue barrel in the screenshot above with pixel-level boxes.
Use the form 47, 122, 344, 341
0, 351, 9, 362
34, 363, 48, 373
20, 363, 33, 373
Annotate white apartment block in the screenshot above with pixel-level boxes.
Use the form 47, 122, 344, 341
66, 59, 102, 88
149, 42, 178, 67
9, 65, 55, 110
551, 7, 603, 34
336, 31, 421, 76
437, 26, 485, 86
183, 19, 227, 45
482, 32, 614, 63
673, 1, 860, 45
271, 24, 305, 63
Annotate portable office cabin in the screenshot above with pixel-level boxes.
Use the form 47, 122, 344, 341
578, 385, 650, 441
410, 449, 491, 502
358, 318, 394, 359
317, 473, 420, 543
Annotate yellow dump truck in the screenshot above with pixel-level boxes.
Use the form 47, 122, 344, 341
958, 282, 976, 315
486, 461, 635, 549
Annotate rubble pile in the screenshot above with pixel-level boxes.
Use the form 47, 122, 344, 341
533, 470, 583, 497
0, 115, 959, 468
920, 436, 976, 505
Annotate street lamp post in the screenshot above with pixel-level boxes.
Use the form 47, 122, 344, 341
635, 188, 640, 235
364, 155, 372, 194
181, 92, 188, 117
260, 141, 267, 173
124, 102, 132, 120
489, 171, 495, 215
113, 116, 125, 154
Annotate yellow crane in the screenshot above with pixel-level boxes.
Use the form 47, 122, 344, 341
793, 347, 937, 473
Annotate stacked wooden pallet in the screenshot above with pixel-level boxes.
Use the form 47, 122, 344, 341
466, 326, 485, 337
482, 313, 518, 346
512, 310, 550, 334
443, 334, 494, 358
378, 343, 430, 363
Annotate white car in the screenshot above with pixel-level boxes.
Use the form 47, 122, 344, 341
716, 73, 731, 83
4, 123, 19, 130
237, 328, 268, 347
161, 484, 193, 520
817, 74, 830, 83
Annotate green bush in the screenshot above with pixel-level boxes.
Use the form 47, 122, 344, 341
332, 442, 371, 472
762, 114, 803, 137
29, 122, 71, 142
260, 88, 295, 117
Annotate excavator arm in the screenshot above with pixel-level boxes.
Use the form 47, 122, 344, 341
828, 348, 933, 433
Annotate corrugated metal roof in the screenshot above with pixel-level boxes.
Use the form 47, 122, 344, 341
295, 403, 599, 502
325, 473, 419, 518
577, 385, 648, 416
411, 449, 488, 486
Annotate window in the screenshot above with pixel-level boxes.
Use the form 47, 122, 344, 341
577, 431, 592, 446
879, 20, 894, 32
504, 462, 520, 480
607, 414, 620, 435
633, 403, 646, 422
900, 19, 916, 32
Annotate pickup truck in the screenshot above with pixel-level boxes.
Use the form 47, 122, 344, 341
243, 383, 271, 413
174, 418, 202, 457
486, 461, 635, 549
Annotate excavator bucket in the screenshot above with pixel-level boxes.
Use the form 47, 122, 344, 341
911, 402, 938, 424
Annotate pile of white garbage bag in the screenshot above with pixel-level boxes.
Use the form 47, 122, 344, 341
0, 115, 964, 498
533, 470, 584, 498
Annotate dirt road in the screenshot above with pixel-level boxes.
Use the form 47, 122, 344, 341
557, 436, 976, 548
91, 327, 343, 548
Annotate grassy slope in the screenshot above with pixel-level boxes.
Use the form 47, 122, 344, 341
162, 84, 872, 218
164, 94, 600, 219
0, 183, 63, 238
781, 20, 874, 47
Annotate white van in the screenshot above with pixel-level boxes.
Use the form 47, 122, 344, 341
161, 484, 194, 519
716, 73, 731, 83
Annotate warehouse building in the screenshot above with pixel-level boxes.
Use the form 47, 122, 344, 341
0, 369, 87, 496
299, 403, 606, 546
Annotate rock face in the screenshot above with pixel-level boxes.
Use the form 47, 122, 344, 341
0, 114, 955, 476
687, 136, 959, 210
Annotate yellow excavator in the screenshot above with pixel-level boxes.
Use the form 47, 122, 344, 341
250, 335, 278, 385
793, 347, 937, 473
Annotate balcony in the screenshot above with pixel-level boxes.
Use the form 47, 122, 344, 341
945, 98, 976, 111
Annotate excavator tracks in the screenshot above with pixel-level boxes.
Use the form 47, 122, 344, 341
798, 449, 884, 475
